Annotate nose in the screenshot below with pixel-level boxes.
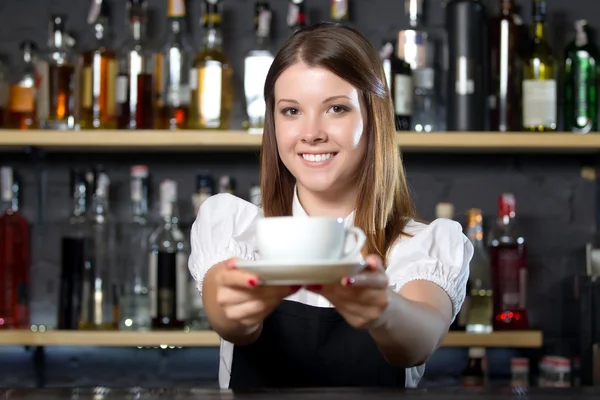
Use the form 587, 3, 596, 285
301, 117, 327, 144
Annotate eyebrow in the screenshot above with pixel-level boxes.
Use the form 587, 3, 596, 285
276, 95, 351, 105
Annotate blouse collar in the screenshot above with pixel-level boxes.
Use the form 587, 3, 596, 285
292, 185, 356, 227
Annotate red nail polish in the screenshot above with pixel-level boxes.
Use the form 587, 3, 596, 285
248, 279, 257, 287
344, 277, 354, 286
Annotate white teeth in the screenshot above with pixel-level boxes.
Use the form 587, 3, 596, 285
301, 153, 334, 162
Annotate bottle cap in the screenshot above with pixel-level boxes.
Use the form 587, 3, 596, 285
468, 347, 486, 358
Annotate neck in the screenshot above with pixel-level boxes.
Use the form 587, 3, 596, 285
296, 185, 357, 219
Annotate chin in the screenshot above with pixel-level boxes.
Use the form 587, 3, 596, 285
295, 175, 340, 194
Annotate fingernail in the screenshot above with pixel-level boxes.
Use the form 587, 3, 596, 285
290, 285, 302, 291
306, 285, 322, 291
248, 279, 257, 287
343, 277, 355, 286
225, 258, 237, 269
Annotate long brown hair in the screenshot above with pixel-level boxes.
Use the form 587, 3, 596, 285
260, 22, 415, 264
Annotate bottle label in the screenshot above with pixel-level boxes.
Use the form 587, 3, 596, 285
176, 252, 189, 321
394, 74, 413, 116
148, 252, 157, 318
168, 0, 185, 18
455, 57, 474, 95
116, 76, 128, 104
81, 67, 93, 109
413, 67, 434, 90
8, 85, 34, 113
198, 60, 223, 128
1, 167, 12, 201
189, 68, 198, 90
522, 79, 556, 127
497, 248, 525, 308
574, 65, 593, 132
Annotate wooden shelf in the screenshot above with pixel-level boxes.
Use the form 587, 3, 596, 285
0, 129, 599, 153
0, 330, 542, 348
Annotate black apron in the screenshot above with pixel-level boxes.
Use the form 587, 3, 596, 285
228, 300, 407, 388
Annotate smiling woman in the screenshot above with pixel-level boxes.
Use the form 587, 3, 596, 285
188, 22, 472, 391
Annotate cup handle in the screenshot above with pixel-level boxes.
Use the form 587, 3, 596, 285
342, 226, 367, 260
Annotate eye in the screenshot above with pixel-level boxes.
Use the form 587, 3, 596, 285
329, 105, 350, 114
281, 107, 300, 116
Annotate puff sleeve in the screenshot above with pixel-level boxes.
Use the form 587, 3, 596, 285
187, 193, 262, 296
386, 218, 473, 320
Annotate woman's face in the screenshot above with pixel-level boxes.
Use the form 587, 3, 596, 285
273, 61, 367, 197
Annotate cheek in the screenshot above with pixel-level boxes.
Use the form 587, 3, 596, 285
326, 113, 365, 148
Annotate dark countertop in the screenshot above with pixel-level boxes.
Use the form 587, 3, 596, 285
1, 387, 599, 399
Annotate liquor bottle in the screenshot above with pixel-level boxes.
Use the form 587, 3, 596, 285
58, 169, 92, 330
5, 42, 38, 130
489, 0, 522, 132
0, 167, 30, 329
0, 58, 8, 127
120, 165, 153, 331
218, 175, 235, 194
244, 2, 274, 134
399, 0, 438, 132
149, 180, 188, 330
188, 173, 214, 331
563, 20, 599, 133
79, 0, 118, 129
461, 347, 487, 387
465, 208, 493, 333
435, 202, 468, 331
488, 193, 529, 330
331, 0, 349, 21
192, 173, 214, 216
37, 15, 76, 130
189, 0, 233, 130
390, 41, 413, 131
445, 0, 487, 131
156, 0, 192, 130
78, 169, 118, 330
287, 0, 307, 32
522, 0, 556, 131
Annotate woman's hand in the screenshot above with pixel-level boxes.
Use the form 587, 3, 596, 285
213, 258, 299, 329
306, 255, 391, 330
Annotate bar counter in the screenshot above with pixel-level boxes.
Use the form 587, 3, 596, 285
0, 387, 597, 399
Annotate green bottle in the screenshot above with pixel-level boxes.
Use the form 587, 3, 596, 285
564, 20, 598, 133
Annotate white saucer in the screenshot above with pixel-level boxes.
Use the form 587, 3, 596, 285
236, 259, 367, 285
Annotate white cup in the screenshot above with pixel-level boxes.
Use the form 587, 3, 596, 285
256, 216, 367, 262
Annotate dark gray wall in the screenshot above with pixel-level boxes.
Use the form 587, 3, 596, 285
0, 0, 598, 389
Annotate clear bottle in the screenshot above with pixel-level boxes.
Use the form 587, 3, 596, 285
0, 167, 30, 329
5, 42, 38, 130
522, 0, 557, 131
189, 0, 234, 130
149, 180, 189, 330
465, 208, 493, 334
510, 357, 529, 388
39, 15, 76, 130
244, 2, 274, 134
79, 169, 118, 330
488, 193, 529, 330
120, 166, 153, 331
79, 0, 118, 129
156, 0, 192, 130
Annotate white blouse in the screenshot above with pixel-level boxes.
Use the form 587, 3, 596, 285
188, 191, 473, 389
